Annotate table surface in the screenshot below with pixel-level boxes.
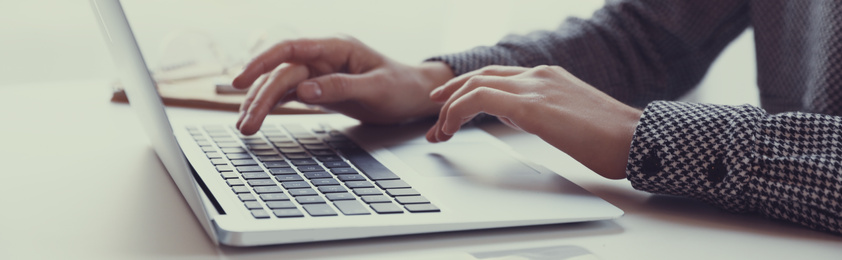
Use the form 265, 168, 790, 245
1, 79, 840, 260
2, 1, 840, 259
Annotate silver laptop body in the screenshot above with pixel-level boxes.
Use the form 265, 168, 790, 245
91, 0, 623, 246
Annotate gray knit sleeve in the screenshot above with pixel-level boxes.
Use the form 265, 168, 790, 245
428, 0, 750, 108
627, 101, 842, 235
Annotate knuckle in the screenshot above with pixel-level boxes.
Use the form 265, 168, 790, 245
480, 65, 506, 75
529, 65, 554, 77
464, 75, 488, 87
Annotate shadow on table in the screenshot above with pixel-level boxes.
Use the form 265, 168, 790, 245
218, 219, 622, 259
588, 185, 842, 242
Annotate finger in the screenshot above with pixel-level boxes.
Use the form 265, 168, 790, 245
239, 64, 310, 135
237, 74, 270, 130
432, 87, 520, 142
434, 75, 519, 141
295, 72, 379, 104
232, 37, 349, 89
429, 65, 527, 101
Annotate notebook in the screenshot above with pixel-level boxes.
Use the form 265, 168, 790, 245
90, 0, 623, 246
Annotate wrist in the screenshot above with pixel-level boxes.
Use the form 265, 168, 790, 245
416, 61, 455, 93
606, 106, 643, 179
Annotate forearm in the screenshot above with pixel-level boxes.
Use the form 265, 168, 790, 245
628, 101, 842, 235
429, 0, 750, 107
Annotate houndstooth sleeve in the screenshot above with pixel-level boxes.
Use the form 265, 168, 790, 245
627, 101, 842, 235
427, 0, 750, 108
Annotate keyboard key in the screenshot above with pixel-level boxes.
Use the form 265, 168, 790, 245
303, 172, 332, 179
253, 186, 283, 193
288, 188, 318, 196
257, 155, 284, 161
376, 180, 411, 189
221, 147, 247, 154
275, 175, 304, 182
326, 193, 356, 201
370, 203, 404, 214
318, 186, 347, 193
220, 172, 239, 179
206, 152, 222, 159
231, 159, 258, 166
268, 136, 293, 142
337, 174, 367, 182
296, 196, 326, 204
264, 161, 290, 168
247, 179, 276, 186
244, 201, 263, 209
316, 155, 343, 162
340, 148, 400, 180
304, 144, 330, 150
280, 147, 306, 154
298, 141, 323, 147
259, 193, 290, 201
353, 188, 382, 196
238, 194, 257, 201
282, 181, 311, 189
226, 179, 244, 186
345, 181, 375, 188
361, 195, 392, 204
386, 188, 420, 197
196, 141, 213, 147
248, 144, 274, 150
226, 153, 252, 160
215, 165, 233, 172
311, 179, 340, 186
297, 165, 325, 172
285, 153, 312, 159
231, 186, 250, 193
404, 203, 440, 213
242, 172, 271, 179
251, 209, 271, 219
253, 150, 279, 156
303, 204, 338, 216
273, 141, 299, 148
290, 159, 317, 165
201, 146, 217, 153
395, 196, 430, 204
265, 201, 296, 209
273, 209, 304, 218
334, 200, 371, 215
217, 142, 241, 148
330, 168, 358, 174
323, 161, 350, 168
310, 150, 336, 156
269, 168, 297, 175
210, 159, 228, 165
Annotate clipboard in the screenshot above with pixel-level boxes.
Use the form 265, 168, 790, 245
110, 76, 324, 115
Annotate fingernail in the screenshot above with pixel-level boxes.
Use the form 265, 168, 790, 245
430, 87, 442, 98
299, 81, 322, 100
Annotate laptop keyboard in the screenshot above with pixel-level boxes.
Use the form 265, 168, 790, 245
186, 123, 440, 219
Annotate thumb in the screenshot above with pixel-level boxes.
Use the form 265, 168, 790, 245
296, 73, 377, 104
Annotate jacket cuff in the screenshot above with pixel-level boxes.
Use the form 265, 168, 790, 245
626, 101, 764, 212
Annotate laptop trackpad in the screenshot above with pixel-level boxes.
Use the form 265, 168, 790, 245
386, 142, 541, 178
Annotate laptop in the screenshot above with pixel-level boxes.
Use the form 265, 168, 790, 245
90, 0, 623, 246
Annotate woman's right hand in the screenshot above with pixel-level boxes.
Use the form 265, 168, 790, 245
231, 36, 454, 135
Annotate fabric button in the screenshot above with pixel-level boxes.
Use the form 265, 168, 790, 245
706, 157, 728, 183
641, 148, 662, 176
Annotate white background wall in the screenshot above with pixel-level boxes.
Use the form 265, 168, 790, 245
0, 0, 757, 106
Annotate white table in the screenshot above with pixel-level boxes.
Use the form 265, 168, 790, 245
1, 79, 840, 260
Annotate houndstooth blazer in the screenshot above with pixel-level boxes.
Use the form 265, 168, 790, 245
429, 0, 842, 235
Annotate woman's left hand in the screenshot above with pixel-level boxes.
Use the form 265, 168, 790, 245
426, 65, 642, 179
